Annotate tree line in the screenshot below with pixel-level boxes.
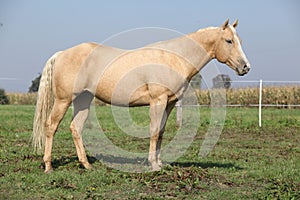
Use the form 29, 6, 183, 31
0, 73, 231, 104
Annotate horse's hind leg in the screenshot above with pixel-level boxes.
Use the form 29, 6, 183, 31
70, 91, 94, 169
44, 99, 71, 173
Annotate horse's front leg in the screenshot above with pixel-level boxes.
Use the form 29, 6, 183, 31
156, 101, 176, 167
149, 95, 168, 171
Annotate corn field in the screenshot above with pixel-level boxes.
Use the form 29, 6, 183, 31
7, 93, 37, 105
6, 85, 300, 108
196, 85, 300, 107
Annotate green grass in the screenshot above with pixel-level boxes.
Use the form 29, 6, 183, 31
0, 105, 299, 199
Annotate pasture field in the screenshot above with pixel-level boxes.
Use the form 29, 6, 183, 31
0, 105, 299, 199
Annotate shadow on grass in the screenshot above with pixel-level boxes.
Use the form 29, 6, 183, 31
170, 161, 244, 170
50, 155, 98, 170
49, 154, 243, 171
94, 154, 147, 165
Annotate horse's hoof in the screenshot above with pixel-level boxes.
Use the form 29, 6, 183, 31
86, 165, 94, 170
82, 162, 93, 170
44, 168, 54, 173
157, 160, 163, 167
150, 164, 161, 172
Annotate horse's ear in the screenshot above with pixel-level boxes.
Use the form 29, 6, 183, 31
221, 19, 229, 30
232, 19, 238, 28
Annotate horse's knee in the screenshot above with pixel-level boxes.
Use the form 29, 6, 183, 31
70, 123, 81, 139
45, 123, 55, 138
150, 133, 159, 141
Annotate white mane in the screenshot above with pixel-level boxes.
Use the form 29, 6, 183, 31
196, 26, 217, 32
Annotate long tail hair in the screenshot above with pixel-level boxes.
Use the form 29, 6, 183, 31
32, 51, 62, 152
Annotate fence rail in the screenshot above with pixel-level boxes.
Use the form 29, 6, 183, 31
176, 80, 300, 127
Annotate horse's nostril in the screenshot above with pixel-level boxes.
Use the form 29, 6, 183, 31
244, 64, 250, 71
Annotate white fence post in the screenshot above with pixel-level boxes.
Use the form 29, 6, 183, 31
175, 99, 182, 128
259, 79, 263, 127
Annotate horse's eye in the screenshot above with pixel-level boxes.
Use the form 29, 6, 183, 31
226, 39, 233, 44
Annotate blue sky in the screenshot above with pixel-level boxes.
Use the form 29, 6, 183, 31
0, 0, 299, 92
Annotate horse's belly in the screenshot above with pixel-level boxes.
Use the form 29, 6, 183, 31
95, 84, 151, 106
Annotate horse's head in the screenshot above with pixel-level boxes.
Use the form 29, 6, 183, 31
214, 19, 250, 76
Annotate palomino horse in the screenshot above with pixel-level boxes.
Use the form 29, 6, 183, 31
32, 19, 250, 173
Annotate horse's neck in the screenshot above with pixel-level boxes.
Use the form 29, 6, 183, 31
149, 27, 219, 80
188, 27, 220, 59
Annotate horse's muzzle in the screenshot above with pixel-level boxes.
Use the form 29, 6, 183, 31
237, 63, 250, 76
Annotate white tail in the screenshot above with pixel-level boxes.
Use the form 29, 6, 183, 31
32, 51, 62, 152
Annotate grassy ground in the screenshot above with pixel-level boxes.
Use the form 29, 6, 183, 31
0, 105, 299, 199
